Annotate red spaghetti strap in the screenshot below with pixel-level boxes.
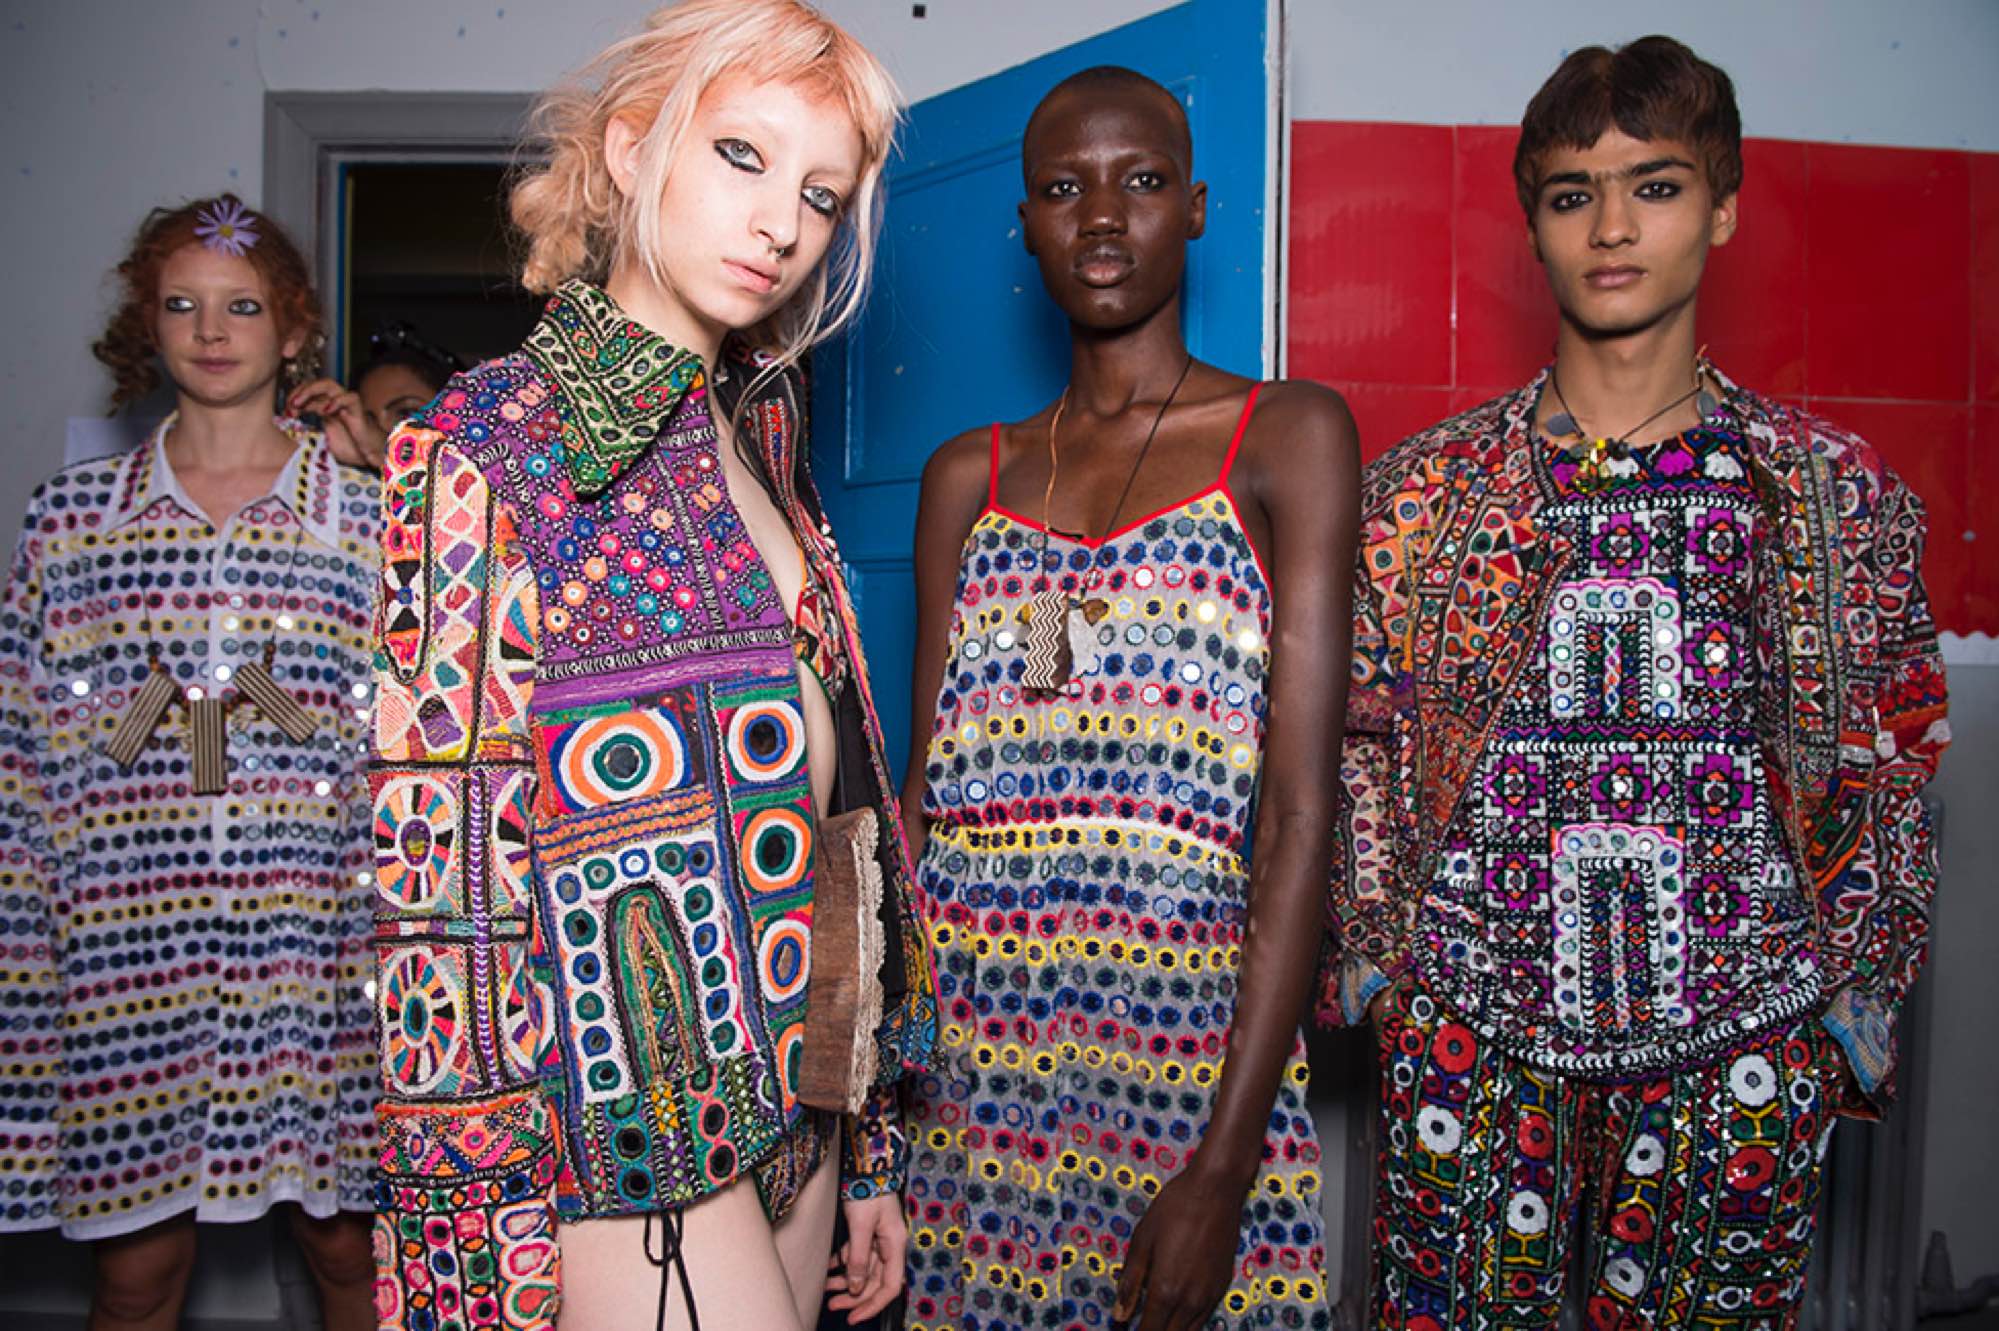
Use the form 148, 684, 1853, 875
1218, 382, 1262, 486
988, 422, 1002, 506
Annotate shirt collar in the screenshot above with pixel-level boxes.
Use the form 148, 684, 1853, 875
527, 279, 706, 499
108, 413, 342, 550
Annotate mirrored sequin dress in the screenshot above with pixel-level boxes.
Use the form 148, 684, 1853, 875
904, 390, 1332, 1331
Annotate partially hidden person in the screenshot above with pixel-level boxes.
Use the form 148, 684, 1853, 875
343, 319, 468, 444
900, 66, 1360, 1331
1324, 35, 1951, 1329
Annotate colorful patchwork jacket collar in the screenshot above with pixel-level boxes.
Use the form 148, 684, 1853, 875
1330, 364, 1949, 1110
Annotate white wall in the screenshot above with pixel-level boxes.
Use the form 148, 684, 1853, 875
0, 0, 1179, 539
1289, 0, 1999, 149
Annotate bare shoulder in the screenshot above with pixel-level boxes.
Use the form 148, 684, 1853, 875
923, 425, 990, 489
916, 425, 993, 516
1238, 378, 1359, 482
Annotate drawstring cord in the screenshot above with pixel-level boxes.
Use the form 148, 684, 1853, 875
642, 1208, 701, 1331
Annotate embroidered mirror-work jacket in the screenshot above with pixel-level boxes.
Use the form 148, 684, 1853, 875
368, 282, 937, 1329
1323, 365, 1949, 1119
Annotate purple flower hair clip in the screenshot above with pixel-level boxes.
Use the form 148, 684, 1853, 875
194, 199, 260, 258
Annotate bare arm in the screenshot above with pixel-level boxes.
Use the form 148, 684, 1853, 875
898, 428, 993, 860
1120, 382, 1361, 1331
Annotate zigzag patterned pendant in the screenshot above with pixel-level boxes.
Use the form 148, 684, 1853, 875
1019, 590, 1076, 693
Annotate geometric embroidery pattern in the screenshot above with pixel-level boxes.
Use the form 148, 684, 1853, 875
1333, 364, 1948, 1121
367, 283, 938, 1328
1419, 426, 1820, 1077
1549, 823, 1688, 1034
1548, 578, 1683, 722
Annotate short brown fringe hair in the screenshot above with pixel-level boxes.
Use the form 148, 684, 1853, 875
92, 194, 324, 413
1513, 35, 1742, 218
508, 0, 900, 372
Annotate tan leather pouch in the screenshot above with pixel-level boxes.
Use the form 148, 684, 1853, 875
797, 807, 886, 1113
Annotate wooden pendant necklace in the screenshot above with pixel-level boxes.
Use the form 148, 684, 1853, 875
1019, 353, 1194, 696
1546, 356, 1721, 491
103, 480, 320, 794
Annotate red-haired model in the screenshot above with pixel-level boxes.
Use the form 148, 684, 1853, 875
0, 195, 380, 1330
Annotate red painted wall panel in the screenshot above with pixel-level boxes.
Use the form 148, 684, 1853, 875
1451, 126, 1555, 391
1971, 404, 1999, 632
1701, 139, 1810, 396
1287, 122, 1455, 392
1805, 145, 1971, 402
1287, 120, 1997, 634
1972, 154, 1999, 404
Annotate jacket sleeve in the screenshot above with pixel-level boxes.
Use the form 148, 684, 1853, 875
839, 1082, 909, 1201
1318, 496, 1423, 1027
0, 490, 64, 1230
370, 426, 561, 1329
1816, 475, 1950, 1112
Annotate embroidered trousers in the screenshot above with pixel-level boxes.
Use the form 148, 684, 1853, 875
1371, 985, 1838, 1330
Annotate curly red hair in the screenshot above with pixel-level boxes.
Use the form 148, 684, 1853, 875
92, 194, 325, 412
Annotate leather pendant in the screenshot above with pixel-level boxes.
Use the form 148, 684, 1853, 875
1019, 589, 1076, 693
105, 668, 181, 770
234, 658, 318, 743
1067, 598, 1110, 678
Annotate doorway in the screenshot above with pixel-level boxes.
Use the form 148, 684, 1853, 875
339, 160, 540, 382
262, 91, 539, 386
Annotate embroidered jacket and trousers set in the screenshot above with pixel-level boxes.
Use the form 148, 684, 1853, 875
1326, 367, 1950, 1328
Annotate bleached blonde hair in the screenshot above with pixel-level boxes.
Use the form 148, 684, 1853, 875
510, 0, 900, 371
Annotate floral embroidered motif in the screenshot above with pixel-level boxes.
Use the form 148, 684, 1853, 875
1371, 985, 1839, 1328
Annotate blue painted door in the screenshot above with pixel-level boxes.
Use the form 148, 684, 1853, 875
811, 0, 1274, 775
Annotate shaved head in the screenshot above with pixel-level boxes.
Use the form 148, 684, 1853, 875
1022, 65, 1192, 183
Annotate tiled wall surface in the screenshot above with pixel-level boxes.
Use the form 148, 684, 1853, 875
1287, 121, 1997, 635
